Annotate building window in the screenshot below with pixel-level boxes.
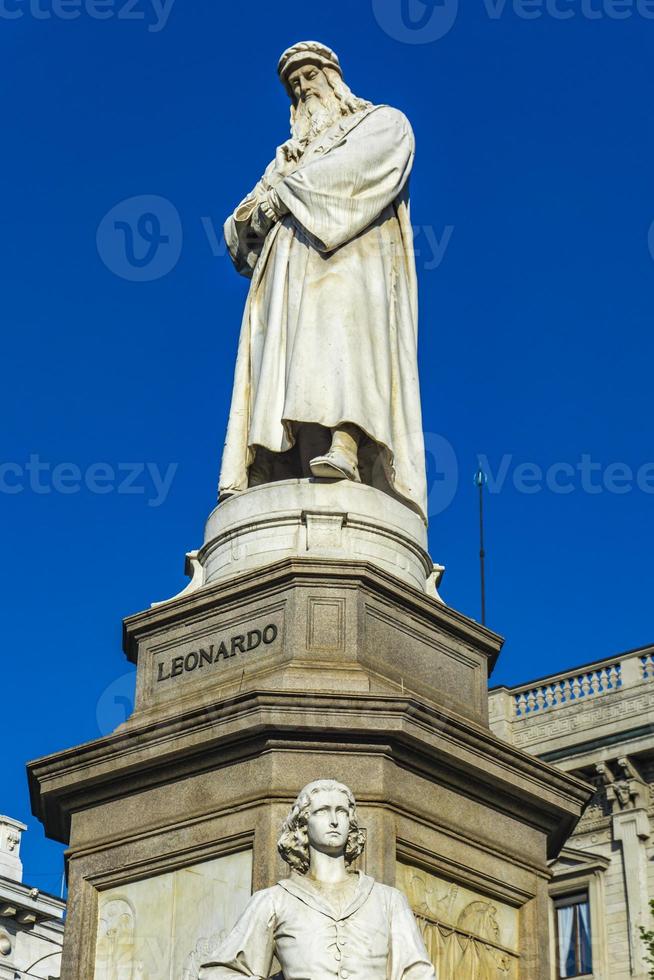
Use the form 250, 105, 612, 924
555, 892, 592, 978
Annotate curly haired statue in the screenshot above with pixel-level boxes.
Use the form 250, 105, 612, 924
277, 779, 367, 874
199, 778, 436, 979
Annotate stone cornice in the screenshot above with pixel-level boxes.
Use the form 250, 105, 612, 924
28, 689, 590, 857
550, 845, 611, 879
0, 876, 65, 925
122, 558, 503, 671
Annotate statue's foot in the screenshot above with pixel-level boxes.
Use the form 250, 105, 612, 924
309, 450, 361, 483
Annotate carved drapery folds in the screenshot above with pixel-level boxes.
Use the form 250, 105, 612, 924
397, 864, 519, 980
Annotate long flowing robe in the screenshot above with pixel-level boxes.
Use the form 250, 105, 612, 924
198, 872, 437, 980
220, 104, 428, 523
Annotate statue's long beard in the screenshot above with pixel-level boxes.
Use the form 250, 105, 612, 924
292, 94, 343, 144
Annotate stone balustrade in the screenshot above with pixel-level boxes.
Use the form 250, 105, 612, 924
513, 661, 623, 718
488, 645, 654, 751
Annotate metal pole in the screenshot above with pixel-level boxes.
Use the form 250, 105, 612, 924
474, 469, 487, 626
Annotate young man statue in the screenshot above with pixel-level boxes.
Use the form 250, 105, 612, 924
199, 779, 436, 979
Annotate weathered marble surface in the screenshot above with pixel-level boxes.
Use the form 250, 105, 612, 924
125, 558, 492, 726
26, 40, 594, 980
94, 851, 252, 980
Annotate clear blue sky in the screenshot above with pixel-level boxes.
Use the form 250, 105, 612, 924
3, 0, 653, 894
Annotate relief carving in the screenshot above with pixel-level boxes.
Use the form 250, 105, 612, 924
596, 757, 649, 813
183, 932, 228, 980
93, 851, 253, 980
95, 898, 141, 979
398, 864, 519, 980
514, 691, 651, 748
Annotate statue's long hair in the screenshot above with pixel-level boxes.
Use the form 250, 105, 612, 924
277, 779, 367, 875
289, 67, 371, 139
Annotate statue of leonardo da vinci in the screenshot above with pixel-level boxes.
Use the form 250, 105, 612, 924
219, 41, 428, 523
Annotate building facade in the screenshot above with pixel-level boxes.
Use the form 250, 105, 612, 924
0, 816, 64, 980
490, 643, 654, 980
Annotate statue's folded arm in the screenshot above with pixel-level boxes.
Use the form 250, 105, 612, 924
275, 106, 415, 252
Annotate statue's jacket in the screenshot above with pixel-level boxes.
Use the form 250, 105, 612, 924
198, 871, 436, 979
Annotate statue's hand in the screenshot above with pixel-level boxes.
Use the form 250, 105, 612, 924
274, 139, 304, 174
259, 189, 288, 224
248, 189, 288, 239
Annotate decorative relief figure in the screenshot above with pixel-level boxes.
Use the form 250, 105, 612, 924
219, 41, 428, 522
398, 866, 519, 980
95, 898, 140, 980
183, 932, 229, 980
93, 852, 253, 980
455, 903, 512, 979
199, 779, 436, 979
596, 757, 649, 813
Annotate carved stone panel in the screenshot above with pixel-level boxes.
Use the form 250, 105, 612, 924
306, 596, 346, 652
144, 604, 285, 705
94, 850, 252, 979
397, 862, 520, 979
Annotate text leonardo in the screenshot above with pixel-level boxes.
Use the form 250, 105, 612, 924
156, 624, 279, 682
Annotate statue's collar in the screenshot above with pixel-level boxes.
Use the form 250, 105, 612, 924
277, 870, 375, 920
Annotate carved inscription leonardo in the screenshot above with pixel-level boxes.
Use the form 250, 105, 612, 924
153, 620, 280, 688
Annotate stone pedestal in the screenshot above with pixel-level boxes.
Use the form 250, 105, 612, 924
175, 480, 443, 601
27, 488, 591, 979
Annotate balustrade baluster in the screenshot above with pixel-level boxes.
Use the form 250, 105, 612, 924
505, 655, 645, 731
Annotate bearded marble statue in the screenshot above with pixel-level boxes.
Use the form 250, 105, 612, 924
219, 41, 428, 523
199, 780, 436, 979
